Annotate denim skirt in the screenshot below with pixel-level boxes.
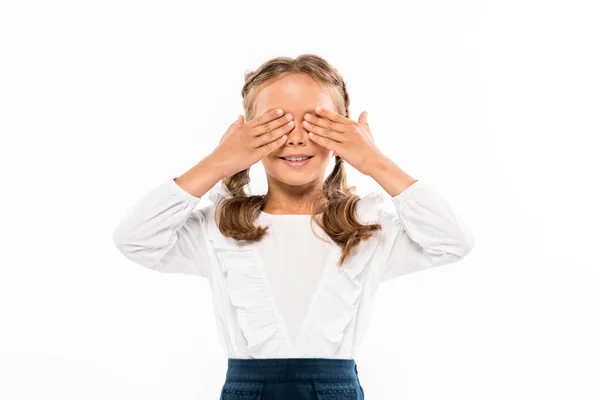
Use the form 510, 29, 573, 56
219, 357, 365, 399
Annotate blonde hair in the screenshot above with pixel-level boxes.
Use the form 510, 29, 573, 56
216, 54, 381, 267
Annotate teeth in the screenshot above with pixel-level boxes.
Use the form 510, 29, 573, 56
283, 156, 309, 161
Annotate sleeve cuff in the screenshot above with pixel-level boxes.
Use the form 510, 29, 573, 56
166, 177, 203, 203
391, 179, 422, 204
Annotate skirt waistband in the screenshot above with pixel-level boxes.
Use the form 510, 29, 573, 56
226, 358, 359, 382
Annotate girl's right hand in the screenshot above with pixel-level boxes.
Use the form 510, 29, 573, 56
211, 109, 295, 179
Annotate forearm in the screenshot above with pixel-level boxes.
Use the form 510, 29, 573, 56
174, 152, 229, 198
365, 152, 418, 197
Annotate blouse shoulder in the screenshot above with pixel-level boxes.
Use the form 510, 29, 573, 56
355, 190, 388, 225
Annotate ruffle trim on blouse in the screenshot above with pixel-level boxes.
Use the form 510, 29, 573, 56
206, 182, 291, 358
293, 250, 364, 355
206, 182, 387, 358
214, 249, 290, 357
295, 192, 386, 356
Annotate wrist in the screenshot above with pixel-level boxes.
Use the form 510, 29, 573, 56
204, 151, 231, 181
363, 151, 391, 177
366, 153, 418, 197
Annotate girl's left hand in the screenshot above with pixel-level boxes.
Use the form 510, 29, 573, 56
303, 107, 383, 176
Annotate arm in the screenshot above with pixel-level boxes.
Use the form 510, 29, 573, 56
112, 154, 225, 277
367, 155, 474, 283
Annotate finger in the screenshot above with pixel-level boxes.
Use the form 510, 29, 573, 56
251, 111, 294, 137
302, 119, 344, 141
304, 111, 346, 134
248, 108, 285, 129
254, 118, 295, 148
307, 131, 341, 154
313, 106, 352, 125
260, 132, 289, 157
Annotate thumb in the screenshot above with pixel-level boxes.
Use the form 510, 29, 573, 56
358, 111, 369, 127
221, 115, 243, 144
233, 114, 244, 125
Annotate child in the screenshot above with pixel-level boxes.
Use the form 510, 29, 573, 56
113, 54, 474, 399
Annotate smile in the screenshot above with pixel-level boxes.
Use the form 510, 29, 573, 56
278, 156, 314, 166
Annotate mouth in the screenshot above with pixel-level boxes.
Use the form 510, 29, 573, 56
278, 155, 314, 167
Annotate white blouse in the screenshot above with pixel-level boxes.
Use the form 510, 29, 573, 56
113, 177, 474, 359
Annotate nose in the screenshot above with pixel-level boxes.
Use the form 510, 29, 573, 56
285, 116, 308, 145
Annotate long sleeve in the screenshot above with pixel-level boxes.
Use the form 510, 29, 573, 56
375, 180, 474, 284
112, 177, 213, 278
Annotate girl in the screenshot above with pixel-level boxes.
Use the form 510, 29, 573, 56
113, 54, 474, 399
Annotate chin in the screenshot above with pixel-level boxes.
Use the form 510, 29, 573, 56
275, 175, 315, 187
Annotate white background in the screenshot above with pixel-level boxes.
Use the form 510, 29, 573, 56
2, 0, 599, 399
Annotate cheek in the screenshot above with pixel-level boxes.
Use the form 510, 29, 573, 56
260, 157, 275, 170
317, 148, 333, 159
315, 151, 333, 166
261, 155, 287, 172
